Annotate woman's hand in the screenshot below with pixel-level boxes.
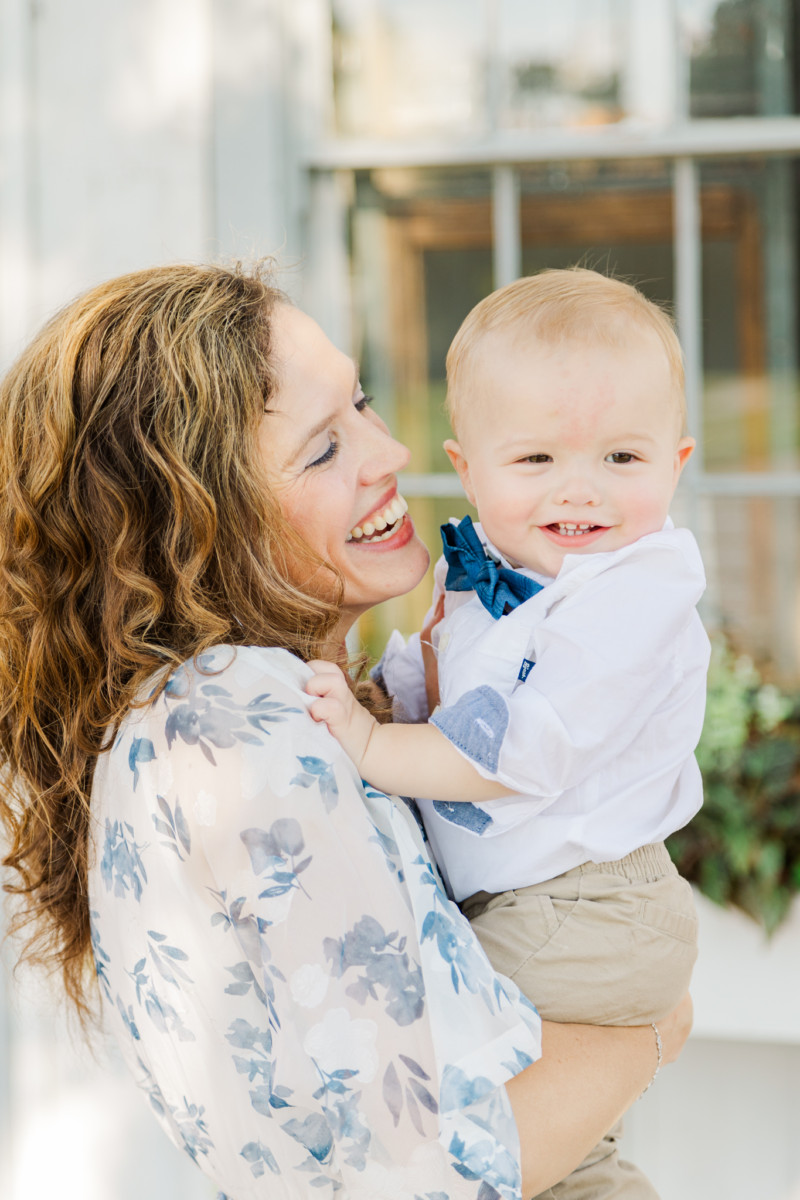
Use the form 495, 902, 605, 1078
657, 990, 693, 1065
306, 660, 379, 771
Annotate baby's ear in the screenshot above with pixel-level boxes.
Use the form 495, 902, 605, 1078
443, 439, 476, 506
674, 436, 695, 477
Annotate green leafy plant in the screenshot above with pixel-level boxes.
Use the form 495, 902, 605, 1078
667, 635, 800, 934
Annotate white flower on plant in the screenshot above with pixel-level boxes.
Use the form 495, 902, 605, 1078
290, 963, 329, 1009
303, 1007, 379, 1083
733, 653, 760, 688
755, 683, 793, 734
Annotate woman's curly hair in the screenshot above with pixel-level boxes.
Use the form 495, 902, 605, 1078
0, 262, 345, 1021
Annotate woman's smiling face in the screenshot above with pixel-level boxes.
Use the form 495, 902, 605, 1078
258, 305, 429, 633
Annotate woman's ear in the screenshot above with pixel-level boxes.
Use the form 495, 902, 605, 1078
443, 439, 476, 507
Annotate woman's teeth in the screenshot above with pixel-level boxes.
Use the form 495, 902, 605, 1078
347, 495, 408, 543
551, 522, 598, 537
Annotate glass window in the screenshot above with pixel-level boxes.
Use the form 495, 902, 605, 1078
699, 157, 800, 473
701, 495, 800, 675
332, 0, 486, 137
518, 159, 674, 299
681, 0, 797, 117
497, 0, 628, 129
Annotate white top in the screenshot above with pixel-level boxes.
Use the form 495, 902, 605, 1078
386, 522, 710, 903
88, 645, 541, 1200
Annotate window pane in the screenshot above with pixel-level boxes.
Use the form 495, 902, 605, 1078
699, 157, 800, 473
332, 0, 485, 137
519, 159, 673, 300
699, 496, 800, 677
498, 0, 628, 129
681, 0, 797, 117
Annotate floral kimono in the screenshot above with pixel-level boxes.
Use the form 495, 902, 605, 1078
88, 645, 541, 1199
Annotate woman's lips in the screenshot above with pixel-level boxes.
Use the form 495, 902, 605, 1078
347, 494, 408, 543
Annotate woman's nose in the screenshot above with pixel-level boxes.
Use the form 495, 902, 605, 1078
358, 417, 411, 483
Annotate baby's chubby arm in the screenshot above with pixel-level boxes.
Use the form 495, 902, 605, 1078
306, 661, 516, 802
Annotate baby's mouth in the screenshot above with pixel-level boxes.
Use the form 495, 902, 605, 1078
347, 495, 408, 543
546, 522, 603, 538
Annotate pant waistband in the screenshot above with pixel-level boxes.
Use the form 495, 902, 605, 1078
560, 841, 676, 884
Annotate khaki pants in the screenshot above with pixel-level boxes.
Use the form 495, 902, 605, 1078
461, 843, 698, 1199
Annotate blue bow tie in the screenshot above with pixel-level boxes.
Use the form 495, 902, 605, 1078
440, 516, 542, 619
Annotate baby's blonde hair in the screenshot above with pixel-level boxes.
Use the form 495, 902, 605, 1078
446, 267, 686, 435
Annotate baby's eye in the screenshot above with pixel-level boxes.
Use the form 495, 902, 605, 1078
522, 453, 552, 464
606, 451, 637, 464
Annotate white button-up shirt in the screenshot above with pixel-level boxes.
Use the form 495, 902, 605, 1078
409, 521, 710, 902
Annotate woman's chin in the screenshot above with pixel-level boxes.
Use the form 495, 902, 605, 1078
340, 520, 430, 616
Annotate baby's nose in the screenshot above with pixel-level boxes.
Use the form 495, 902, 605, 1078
554, 472, 601, 506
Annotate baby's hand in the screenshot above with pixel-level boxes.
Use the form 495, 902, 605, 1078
306, 660, 378, 771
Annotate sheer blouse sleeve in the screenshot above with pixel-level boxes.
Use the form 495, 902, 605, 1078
88, 645, 541, 1200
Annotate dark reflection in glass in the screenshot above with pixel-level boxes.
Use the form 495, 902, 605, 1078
699, 158, 800, 473
683, 0, 796, 118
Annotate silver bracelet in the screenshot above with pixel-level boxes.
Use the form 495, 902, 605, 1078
639, 1022, 663, 1098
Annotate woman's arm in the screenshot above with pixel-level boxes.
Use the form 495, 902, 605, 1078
509, 996, 693, 1197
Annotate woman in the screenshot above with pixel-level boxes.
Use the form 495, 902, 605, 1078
0, 263, 690, 1200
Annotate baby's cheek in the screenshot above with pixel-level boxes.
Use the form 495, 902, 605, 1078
625, 486, 671, 535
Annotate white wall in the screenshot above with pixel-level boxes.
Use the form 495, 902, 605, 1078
0, 2, 310, 1194
0, 0, 311, 376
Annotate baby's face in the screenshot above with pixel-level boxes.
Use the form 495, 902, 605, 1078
445, 331, 694, 578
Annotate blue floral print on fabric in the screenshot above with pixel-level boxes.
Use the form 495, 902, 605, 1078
88, 645, 540, 1199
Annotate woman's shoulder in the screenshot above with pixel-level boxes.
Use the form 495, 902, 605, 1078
125, 644, 313, 730
164, 643, 312, 701
105, 644, 321, 798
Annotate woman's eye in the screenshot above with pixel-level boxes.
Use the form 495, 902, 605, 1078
307, 438, 339, 469
355, 393, 375, 413
607, 451, 636, 464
